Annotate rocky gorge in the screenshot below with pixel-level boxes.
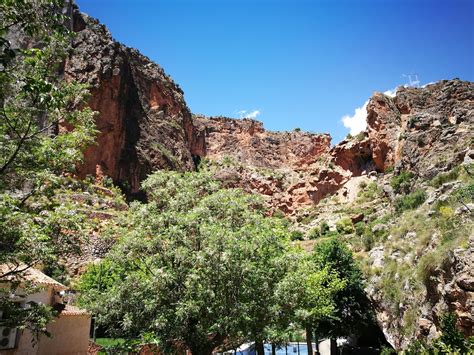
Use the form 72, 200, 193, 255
62, 4, 473, 351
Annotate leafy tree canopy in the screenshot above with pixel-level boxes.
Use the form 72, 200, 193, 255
0, 0, 97, 336
79, 170, 291, 354
311, 238, 373, 338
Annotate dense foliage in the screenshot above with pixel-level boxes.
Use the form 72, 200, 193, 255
79, 171, 290, 354
0, 0, 97, 336
78, 171, 368, 354
311, 239, 372, 339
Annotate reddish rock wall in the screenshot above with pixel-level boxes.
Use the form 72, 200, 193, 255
366, 80, 473, 178
65, 7, 473, 211
65, 7, 200, 196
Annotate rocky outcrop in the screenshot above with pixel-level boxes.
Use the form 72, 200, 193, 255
183, 80, 473, 214
430, 243, 473, 338
331, 135, 375, 175
64, 3, 473, 210
366, 234, 473, 349
193, 115, 331, 169
65, 7, 202, 197
366, 80, 474, 178
193, 115, 345, 213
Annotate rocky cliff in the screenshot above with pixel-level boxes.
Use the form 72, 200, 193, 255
192, 115, 337, 213
65, 4, 473, 212
64, 6, 371, 211
366, 80, 473, 177
191, 80, 472, 216
65, 6, 203, 197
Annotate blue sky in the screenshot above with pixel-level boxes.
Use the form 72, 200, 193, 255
76, 0, 473, 143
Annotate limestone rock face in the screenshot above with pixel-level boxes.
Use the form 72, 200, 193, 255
65, 7, 202, 196
366, 93, 402, 172
367, 236, 474, 349
366, 80, 474, 178
193, 115, 341, 213
193, 115, 332, 169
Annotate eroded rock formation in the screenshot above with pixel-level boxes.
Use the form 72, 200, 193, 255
65, 7, 203, 197
193, 115, 337, 213
193, 115, 331, 169
65, 3, 473, 213
367, 80, 474, 177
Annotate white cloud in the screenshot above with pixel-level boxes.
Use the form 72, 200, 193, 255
383, 88, 397, 97
245, 110, 260, 119
236, 109, 261, 119
421, 81, 435, 88
341, 100, 368, 136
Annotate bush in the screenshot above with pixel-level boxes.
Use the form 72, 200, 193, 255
320, 221, 330, 236
390, 171, 413, 194
438, 205, 454, 219
354, 221, 366, 236
290, 230, 304, 241
407, 117, 417, 129
380, 346, 396, 355
307, 227, 320, 240
362, 233, 374, 251
395, 189, 426, 212
453, 183, 474, 205
430, 166, 461, 188
405, 313, 473, 354
438, 313, 467, 351
336, 217, 354, 234
355, 132, 366, 141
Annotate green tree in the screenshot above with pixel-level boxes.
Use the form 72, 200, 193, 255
0, 0, 97, 336
311, 238, 372, 340
79, 170, 290, 355
275, 249, 345, 355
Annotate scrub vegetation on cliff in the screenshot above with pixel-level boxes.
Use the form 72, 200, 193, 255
295, 163, 473, 352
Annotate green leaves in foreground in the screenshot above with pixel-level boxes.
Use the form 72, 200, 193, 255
1, 0, 97, 336
79, 171, 290, 354
79, 170, 367, 354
